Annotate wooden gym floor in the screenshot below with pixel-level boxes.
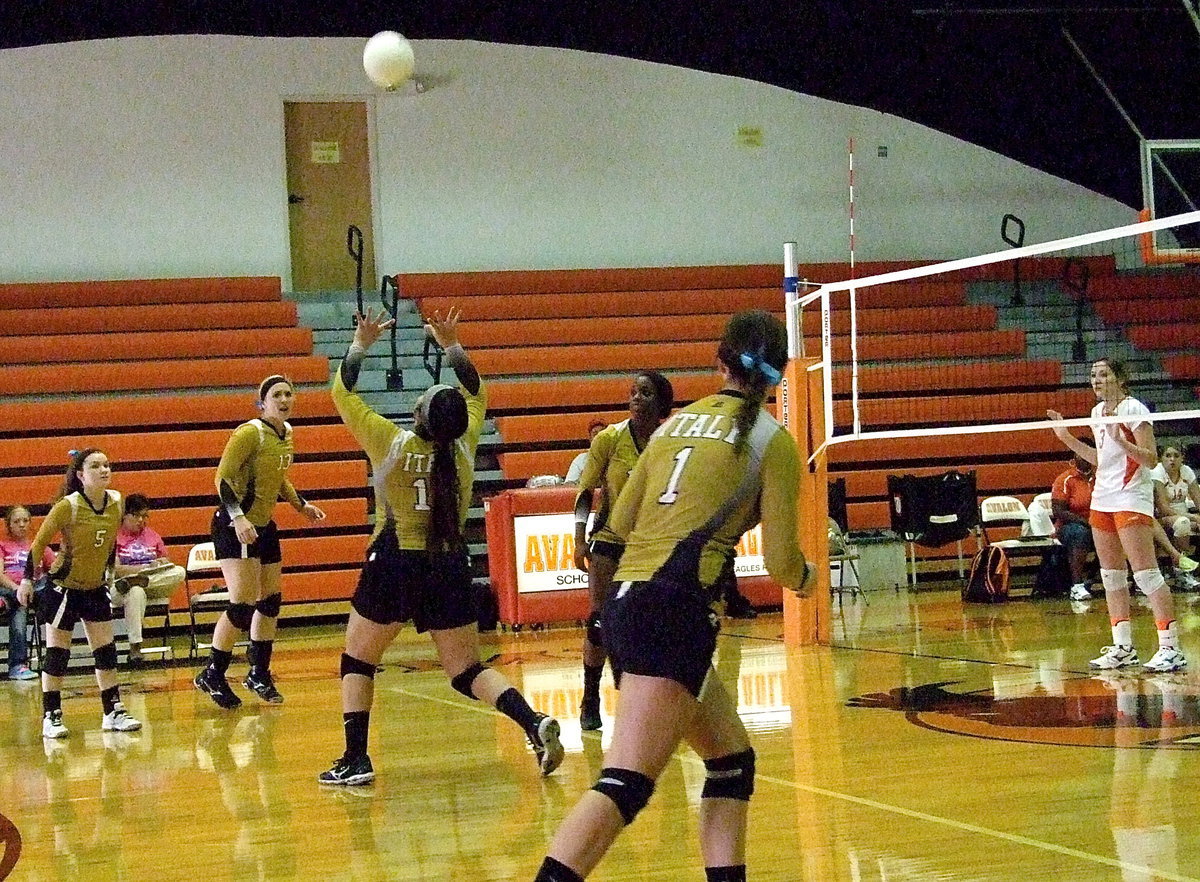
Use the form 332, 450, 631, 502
4, 585, 1200, 881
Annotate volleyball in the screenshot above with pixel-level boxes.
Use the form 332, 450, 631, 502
363, 31, 415, 91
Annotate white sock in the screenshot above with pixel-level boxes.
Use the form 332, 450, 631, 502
1112, 619, 1132, 647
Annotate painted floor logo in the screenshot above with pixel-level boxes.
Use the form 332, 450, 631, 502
848, 676, 1200, 748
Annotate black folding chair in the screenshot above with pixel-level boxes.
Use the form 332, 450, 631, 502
887, 470, 980, 587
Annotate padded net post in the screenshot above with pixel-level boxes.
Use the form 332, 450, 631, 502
778, 356, 830, 647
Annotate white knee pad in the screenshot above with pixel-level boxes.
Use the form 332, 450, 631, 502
1133, 568, 1168, 598
1100, 568, 1129, 597
1172, 516, 1192, 539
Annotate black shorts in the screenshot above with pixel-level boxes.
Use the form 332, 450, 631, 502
211, 509, 282, 565
39, 582, 112, 632
351, 529, 475, 634
601, 576, 720, 698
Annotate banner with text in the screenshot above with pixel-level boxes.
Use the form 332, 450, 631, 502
514, 513, 766, 593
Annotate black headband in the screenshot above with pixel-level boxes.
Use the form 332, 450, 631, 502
258, 375, 291, 401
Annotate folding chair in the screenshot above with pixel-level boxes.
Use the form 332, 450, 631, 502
185, 542, 229, 658
887, 470, 980, 586
978, 496, 1060, 590
828, 516, 864, 602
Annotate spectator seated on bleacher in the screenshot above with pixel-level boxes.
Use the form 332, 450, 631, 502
0, 505, 54, 680
1151, 441, 1200, 590
1051, 451, 1097, 602
563, 420, 607, 485
112, 494, 184, 665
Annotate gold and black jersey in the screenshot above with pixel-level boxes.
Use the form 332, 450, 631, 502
332, 370, 487, 550
575, 418, 645, 542
29, 490, 123, 591
215, 419, 301, 527
610, 391, 805, 590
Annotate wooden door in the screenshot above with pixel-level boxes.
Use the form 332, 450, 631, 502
284, 101, 376, 292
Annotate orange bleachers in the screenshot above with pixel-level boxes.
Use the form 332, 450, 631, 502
1162, 355, 1200, 380
0, 355, 328, 396
429, 261, 1109, 582
1, 327, 313, 365
0, 276, 377, 624
0, 424, 359, 471
0, 276, 281, 309
0, 390, 341, 435
0, 460, 366, 514
0, 301, 299, 337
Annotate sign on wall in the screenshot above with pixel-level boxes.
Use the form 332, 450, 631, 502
514, 513, 765, 593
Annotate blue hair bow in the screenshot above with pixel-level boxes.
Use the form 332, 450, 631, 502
739, 352, 782, 386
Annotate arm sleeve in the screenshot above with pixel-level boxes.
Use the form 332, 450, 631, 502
461, 378, 488, 450
758, 430, 806, 591
331, 365, 402, 463
26, 501, 69, 579
339, 343, 367, 390
445, 344, 481, 397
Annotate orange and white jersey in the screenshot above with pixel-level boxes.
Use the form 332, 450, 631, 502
1090, 397, 1154, 516
1150, 463, 1197, 516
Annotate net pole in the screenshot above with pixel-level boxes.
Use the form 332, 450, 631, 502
847, 138, 862, 436
778, 355, 831, 647
784, 241, 800, 357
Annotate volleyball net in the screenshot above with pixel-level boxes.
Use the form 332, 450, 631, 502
786, 210, 1200, 454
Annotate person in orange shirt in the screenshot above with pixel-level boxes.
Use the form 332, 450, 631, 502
1051, 450, 1096, 601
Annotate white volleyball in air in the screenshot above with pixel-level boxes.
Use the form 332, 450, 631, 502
363, 31, 415, 91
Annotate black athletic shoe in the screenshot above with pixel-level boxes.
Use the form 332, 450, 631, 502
194, 667, 242, 709
579, 695, 602, 731
243, 669, 284, 704
528, 714, 564, 776
318, 753, 375, 786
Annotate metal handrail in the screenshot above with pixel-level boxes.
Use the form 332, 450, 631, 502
1061, 256, 1091, 362
346, 225, 365, 315
379, 275, 404, 391
1001, 213, 1026, 306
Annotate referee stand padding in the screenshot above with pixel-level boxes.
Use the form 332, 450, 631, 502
0, 276, 373, 635
400, 260, 1119, 586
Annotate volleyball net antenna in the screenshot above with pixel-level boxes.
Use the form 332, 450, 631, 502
785, 210, 1200, 461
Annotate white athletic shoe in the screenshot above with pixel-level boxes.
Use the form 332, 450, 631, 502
42, 710, 69, 739
529, 715, 564, 777
1069, 584, 1092, 601
1089, 645, 1140, 669
101, 702, 143, 732
1143, 647, 1188, 673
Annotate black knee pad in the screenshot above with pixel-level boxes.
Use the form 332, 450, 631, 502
43, 646, 70, 677
340, 653, 376, 679
451, 662, 487, 699
255, 593, 282, 618
592, 767, 655, 825
701, 748, 756, 801
93, 642, 118, 671
227, 601, 255, 631
585, 609, 604, 648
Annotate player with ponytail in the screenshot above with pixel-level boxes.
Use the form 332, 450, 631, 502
321, 306, 562, 786
534, 310, 815, 882
19, 448, 142, 739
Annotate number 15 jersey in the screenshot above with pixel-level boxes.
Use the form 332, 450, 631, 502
609, 391, 806, 590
